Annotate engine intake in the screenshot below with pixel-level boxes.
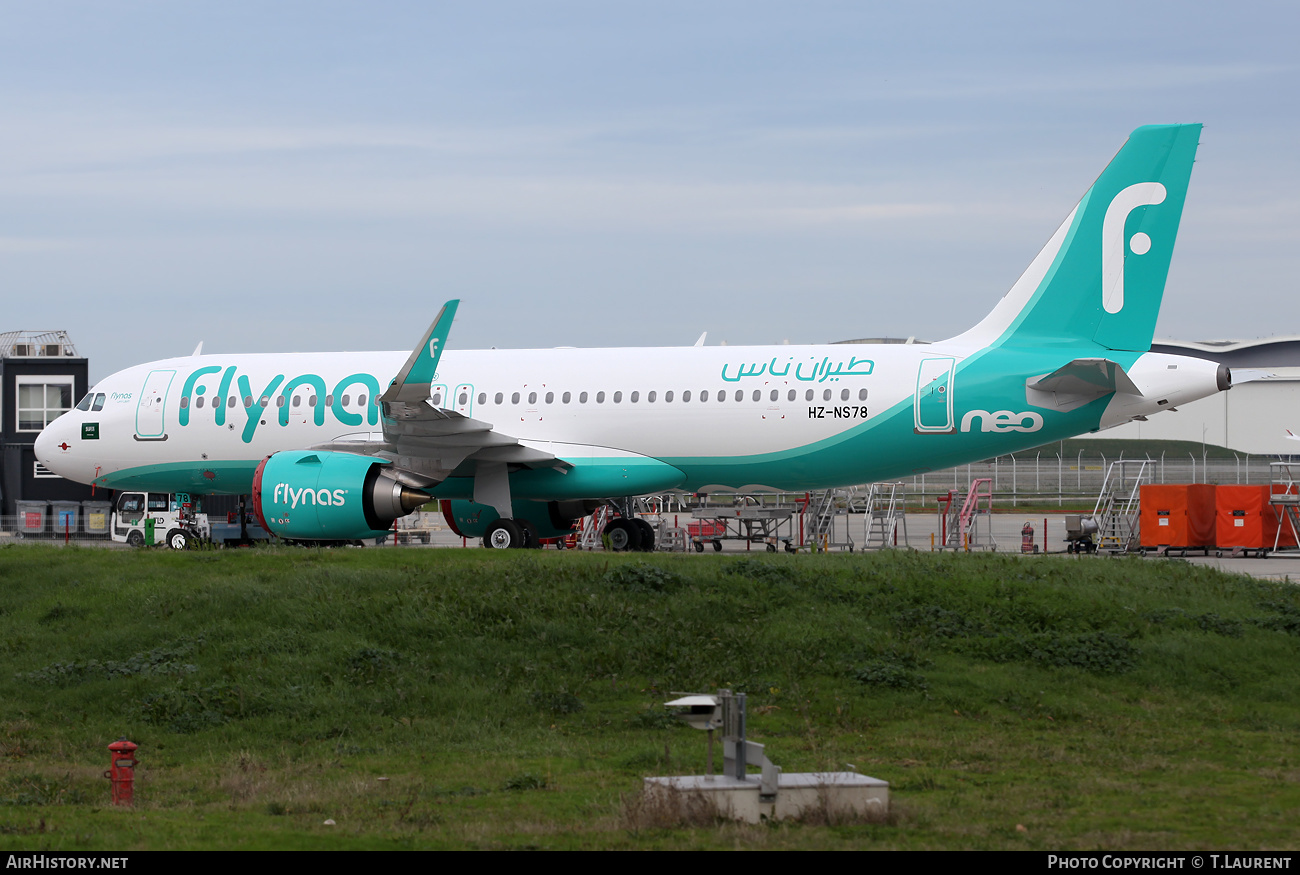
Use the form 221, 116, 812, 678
252, 450, 429, 541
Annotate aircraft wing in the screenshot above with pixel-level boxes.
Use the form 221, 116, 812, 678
315, 301, 570, 486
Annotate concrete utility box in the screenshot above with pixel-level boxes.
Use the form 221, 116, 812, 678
15, 500, 47, 535
651, 689, 890, 823
644, 772, 889, 824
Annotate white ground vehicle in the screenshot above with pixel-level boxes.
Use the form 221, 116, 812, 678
111, 491, 210, 549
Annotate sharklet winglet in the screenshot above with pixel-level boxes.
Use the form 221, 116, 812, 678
380, 300, 460, 404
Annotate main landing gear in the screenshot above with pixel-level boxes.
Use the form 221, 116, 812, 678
483, 519, 543, 549
604, 517, 656, 552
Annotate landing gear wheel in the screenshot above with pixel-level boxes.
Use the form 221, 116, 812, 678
632, 518, 656, 552
518, 519, 542, 549
165, 528, 190, 550
484, 519, 525, 549
127, 530, 145, 548
604, 518, 642, 552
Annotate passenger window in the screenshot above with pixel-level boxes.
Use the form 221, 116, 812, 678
478, 393, 487, 404
770, 390, 778, 402
325, 395, 334, 406
823, 389, 832, 401
260, 396, 270, 408
229, 396, 238, 408
806, 389, 814, 401
243, 396, 253, 408
597, 391, 605, 403
734, 390, 743, 402
580, 392, 589, 403
528, 392, 537, 404
665, 390, 674, 402
342, 394, 351, 407
180, 397, 189, 409
630, 391, 638, 403
432, 392, 442, 406
562, 391, 571, 404
458, 392, 468, 405
512, 392, 520, 404
683, 390, 692, 402
859, 388, 868, 400
196, 397, 205, 409
788, 389, 796, 401
494, 393, 503, 404
358, 394, 367, 407
841, 388, 850, 401
275, 396, 284, 408
701, 390, 709, 402
647, 391, 656, 403
309, 395, 317, 407
545, 391, 554, 404
613, 391, 622, 403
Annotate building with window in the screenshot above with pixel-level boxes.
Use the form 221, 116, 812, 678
0, 331, 97, 520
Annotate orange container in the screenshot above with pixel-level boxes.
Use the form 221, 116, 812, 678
1140, 484, 1216, 549
1215, 485, 1289, 550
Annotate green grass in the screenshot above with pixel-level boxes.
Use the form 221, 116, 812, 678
1, 544, 1299, 849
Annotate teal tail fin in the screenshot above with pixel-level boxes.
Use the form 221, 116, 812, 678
950, 124, 1202, 352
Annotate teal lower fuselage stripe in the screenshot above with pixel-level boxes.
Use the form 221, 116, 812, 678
95, 344, 1133, 497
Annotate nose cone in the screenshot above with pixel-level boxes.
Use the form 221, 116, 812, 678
34, 416, 76, 478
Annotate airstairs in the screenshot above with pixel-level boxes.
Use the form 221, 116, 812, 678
576, 505, 612, 550
803, 489, 855, 552
863, 482, 909, 550
936, 478, 996, 551
1091, 459, 1151, 553
1270, 462, 1300, 552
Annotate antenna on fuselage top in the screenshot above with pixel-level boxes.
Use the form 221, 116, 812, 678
191, 342, 204, 356
694, 332, 707, 347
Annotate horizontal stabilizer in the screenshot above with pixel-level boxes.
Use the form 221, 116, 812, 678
1026, 358, 1140, 412
1230, 368, 1274, 385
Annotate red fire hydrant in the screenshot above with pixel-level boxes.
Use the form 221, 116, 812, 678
105, 738, 138, 806
1021, 521, 1036, 554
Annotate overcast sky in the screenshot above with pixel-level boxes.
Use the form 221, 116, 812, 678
2, 1, 1298, 381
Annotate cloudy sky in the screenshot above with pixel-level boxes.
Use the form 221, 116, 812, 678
2, 1, 1298, 380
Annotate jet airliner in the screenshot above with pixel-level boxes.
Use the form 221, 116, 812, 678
36, 124, 1231, 549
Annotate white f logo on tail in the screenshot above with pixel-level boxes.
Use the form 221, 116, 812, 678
1101, 182, 1166, 314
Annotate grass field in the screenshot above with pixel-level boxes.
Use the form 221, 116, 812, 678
1, 544, 1298, 850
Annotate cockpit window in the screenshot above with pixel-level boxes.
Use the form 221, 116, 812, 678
76, 394, 93, 411
92, 394, 105, 411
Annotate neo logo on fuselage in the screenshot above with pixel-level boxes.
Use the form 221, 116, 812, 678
960, 410, 1044, 434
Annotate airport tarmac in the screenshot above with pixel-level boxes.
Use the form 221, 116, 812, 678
13, 511, 1299, 583
416, 511, 1300, 582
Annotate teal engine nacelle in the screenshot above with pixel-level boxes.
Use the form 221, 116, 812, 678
441, 499, 596, 541
252, 450, 430, 541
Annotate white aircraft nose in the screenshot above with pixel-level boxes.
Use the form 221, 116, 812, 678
34, 418, 75, 477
